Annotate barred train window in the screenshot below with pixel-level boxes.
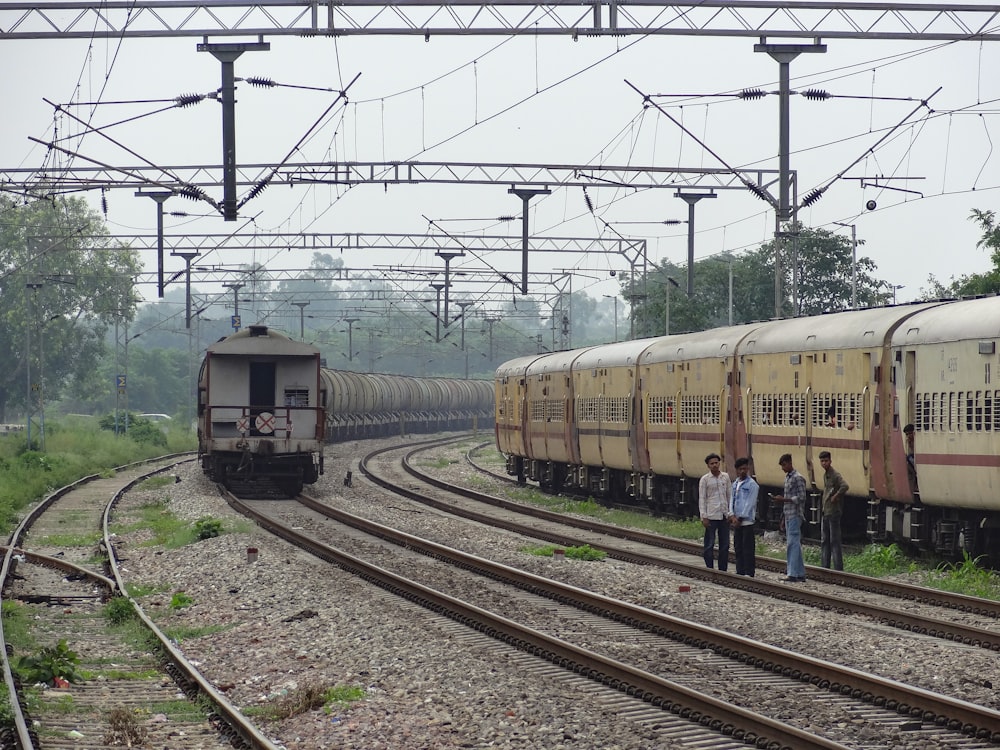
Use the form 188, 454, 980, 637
530, 400, 546, 422
548, 400, 566, 422
680, 395, 720, 425
811, 393, 861, 427
646, 396, 676, 425
602, 397, 630, 423
751, 393, 805, 426
577, 397, 600, 423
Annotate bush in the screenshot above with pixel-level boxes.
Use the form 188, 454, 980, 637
15, 640, 81, 686
193, 517, 223, 540
104, 596, 137, 626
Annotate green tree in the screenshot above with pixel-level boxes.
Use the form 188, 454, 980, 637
0, 197, 140, 421
634, 226, 890, 335
924, 210, 1000, 298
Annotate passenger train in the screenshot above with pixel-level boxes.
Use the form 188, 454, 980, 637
197, 324, 493, 495
495, 296, 1000, 564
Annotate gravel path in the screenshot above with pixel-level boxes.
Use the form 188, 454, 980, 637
112, 437, 1000, 749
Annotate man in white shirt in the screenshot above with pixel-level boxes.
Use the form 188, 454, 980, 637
698, 453, 732, 571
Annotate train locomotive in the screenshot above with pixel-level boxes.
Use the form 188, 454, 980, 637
198, 325, 327, 495
198, 324, 494, 495
495, 296, 1000, 564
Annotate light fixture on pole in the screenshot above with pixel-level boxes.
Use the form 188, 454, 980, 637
222, 282, 245, 331
833, 222, 858, 310
674, 191, 716, 296
292, 301, 310, 338
343, 318, 360, 362
456, 301, 474, 379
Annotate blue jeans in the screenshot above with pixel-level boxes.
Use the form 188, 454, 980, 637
784, 514, 806, 578
703, 519, 730, 571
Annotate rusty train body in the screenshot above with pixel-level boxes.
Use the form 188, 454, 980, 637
197, 325, 493, 495
495, 297, 1000, 564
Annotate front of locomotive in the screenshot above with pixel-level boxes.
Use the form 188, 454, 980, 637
199, 325, 325, 496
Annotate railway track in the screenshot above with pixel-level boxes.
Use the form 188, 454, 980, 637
465, 443, 1000, 620
215, 435, 1000, 748
0, 456, 279, 750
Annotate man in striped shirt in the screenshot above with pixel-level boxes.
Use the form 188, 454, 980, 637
771, 453, 807, 582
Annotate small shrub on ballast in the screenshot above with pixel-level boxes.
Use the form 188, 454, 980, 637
193, 516, 222, 540
104, 705, 149, 746
15, 640, 81, 686
170, 592, 193, 610
104, 596, 137, 626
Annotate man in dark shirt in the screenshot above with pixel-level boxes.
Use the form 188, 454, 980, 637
819, 450, 849, 570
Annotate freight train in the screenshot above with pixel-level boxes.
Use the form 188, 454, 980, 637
495, 296, 1000, 564
197, 324, 493, 495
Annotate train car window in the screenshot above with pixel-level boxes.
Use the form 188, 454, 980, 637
892, 396, 900, 429
549, 400, 567, 423
530, 400, 545, 421
873, 395, 881, 427
284, 388, 309, 407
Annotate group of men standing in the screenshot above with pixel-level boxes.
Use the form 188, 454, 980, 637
698, 451, 849, 581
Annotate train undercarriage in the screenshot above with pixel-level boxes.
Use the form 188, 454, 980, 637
202, 448, 321, 498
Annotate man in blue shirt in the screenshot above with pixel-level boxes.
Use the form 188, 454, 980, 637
730, 457, 759, 577
771, 453, 807, 582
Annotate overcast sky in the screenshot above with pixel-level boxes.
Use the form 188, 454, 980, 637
3, 15, 999, 321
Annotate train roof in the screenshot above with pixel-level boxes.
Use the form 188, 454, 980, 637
206, 325, 320, 357
891, 296, 1000, 345
495, 354, 548, 379
741, 303, 947, 354
571, 339, 655, 369
638, 323, 762, 363
528, 346, 604, 374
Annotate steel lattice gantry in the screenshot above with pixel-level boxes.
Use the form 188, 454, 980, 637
1, 1, 999, 40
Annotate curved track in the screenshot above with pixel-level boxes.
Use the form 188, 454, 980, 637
0, 456, 279, 750
216, 436, 1000, 748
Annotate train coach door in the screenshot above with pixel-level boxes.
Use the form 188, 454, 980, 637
249, 362, 277, 433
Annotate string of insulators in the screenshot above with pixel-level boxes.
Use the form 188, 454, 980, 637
801, 186, 827, 207
801, 89, 831, 100
244, 178, 270, 202
179, 184, 207, 202
174, 93, 205, 108
583, 187, 594, 213
246, 77, 277, 88
743, 180, 772, 203
100, 188, 108, 217
740, 88, 767, 100
496, 215, 516, 222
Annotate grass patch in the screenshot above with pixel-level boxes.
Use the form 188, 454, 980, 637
422, 457, 457, 469
522, 543, 607, 561
845, 543, 916, 577
924, 552, 1000, 600
2, 600, 34, 651
243, 683, 367, 721
0, 423, 196, 535
137, 475, 179, 490
125, 582, 171, 598
35, 531, 103, 548
161, 624, 229, 644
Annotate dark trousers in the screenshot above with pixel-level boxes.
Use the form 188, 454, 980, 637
821, 514, 843, 570
703, 519, 730, 571
733, 523, 755, 576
